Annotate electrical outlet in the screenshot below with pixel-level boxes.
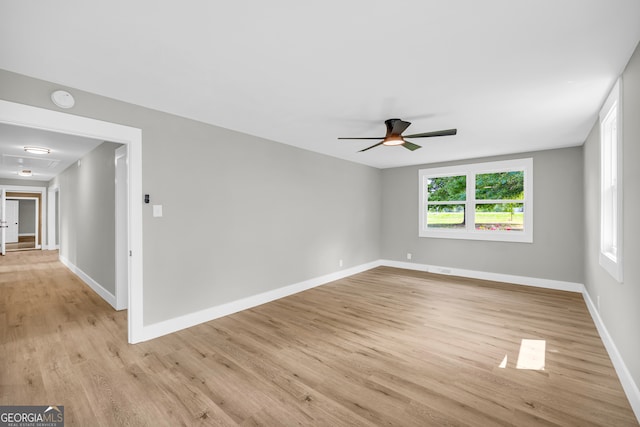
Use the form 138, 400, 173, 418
407, 253, 412, 260
339, 259, 343, 268
597, 295, 600, 311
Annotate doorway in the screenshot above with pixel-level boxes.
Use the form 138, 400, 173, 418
0, 99, 143, 343
6, 193, 41, 251
0, 186, 47, 254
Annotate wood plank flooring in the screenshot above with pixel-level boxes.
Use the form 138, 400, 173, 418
5, 235, 36, 251
1, 250, 637, 426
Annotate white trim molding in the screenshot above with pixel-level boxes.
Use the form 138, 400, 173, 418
380, 259, 584, 293
139, 261, 380, 342
419, 158, 534, 243
583, 289, 640, 421
599, 77, 624, 283
0, 100, 143, 344
0, 185, 47, 249
133, 257, 639, 421
140, 258, 584, 342
59, 254, 117, 309
383, 259, 637, 421
47, 185, 60, 251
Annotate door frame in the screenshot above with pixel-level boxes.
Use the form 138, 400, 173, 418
47, 186, 60, 250
115, 145, 128, 311
6, 193, 42, 248
1, 188, 5, 255
0, 187, 47, 248
0, 99, 143, 344
6, 196, 39, 247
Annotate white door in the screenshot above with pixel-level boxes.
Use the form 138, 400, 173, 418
5, 200, 19, 243
1, 189, 5, 255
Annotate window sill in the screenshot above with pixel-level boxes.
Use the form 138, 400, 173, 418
420, 229, 533, 243
599, 251, 623, 283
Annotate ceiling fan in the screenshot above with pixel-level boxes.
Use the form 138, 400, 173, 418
338, 118, 457, 152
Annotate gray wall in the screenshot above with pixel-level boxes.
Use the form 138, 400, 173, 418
381, 147, 584, 283
50, 142, 121, 295
0, 69, 382, 325
0, 52, 637, 393
17, 199, 35, 234
583, 42, 640, 387
141, 121, 381, 324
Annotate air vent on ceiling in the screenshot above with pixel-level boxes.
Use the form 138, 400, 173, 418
2, 154, 61, 169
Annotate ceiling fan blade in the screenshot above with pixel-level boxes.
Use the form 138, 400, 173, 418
403, 128, 457, 138
338, 136, 385, 140
391, 119, 411, 135
402, 141, 422, 151
359, 141, 385, 152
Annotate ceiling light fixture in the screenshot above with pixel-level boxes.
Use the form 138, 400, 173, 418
382, 135, 405, 146
24, 146, 51, 154
51, 90, 75, 109
18, 169, 33, 177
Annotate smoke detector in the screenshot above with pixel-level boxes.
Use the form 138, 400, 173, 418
51, 90, 75, 109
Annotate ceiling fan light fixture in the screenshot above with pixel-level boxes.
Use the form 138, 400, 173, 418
382, 135, 405, 146
24, 146, 51, 155
339, 118, 457, 152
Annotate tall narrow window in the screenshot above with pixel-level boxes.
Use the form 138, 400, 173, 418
599, 78, 623, 282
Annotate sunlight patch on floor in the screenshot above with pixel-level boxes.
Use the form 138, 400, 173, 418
499, 354, 508, 368
498, 339, 546, 370
517, 339, 545, 370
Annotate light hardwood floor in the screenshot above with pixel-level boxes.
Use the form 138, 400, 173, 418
1, 250, 637, 426
5, 235, 36, 251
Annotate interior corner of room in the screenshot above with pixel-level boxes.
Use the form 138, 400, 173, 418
1, 3, 639, 423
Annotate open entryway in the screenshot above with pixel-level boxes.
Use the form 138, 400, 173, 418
0, 187, 46, 254
5, 193, 41, 251
0, 99, 143, 343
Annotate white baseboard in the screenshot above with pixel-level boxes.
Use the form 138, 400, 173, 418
382, 259, 638, 422
140, 259, 584, 342
379, 259, 584, 293
59, 254, 117, 309
139, 260, 382, 342
582, 289, 640, 421
135, 257, 639, 421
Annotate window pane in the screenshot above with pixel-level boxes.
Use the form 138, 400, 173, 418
427, 204, 465, 229
427, 176, 466, 202
475, 203, 524, 231
601, 109, 617, 258
475, 171, 524, 200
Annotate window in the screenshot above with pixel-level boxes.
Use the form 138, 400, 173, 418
419, 158, 533, 242
599, 78, 623, 282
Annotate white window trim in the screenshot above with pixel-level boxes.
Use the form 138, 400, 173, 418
599, 78, 623, 283
419, 158, 533, 243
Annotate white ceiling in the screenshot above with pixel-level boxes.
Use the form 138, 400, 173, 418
1, 1, 639, 169
0, 123, 103, 181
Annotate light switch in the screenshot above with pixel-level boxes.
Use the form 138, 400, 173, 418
152, 205, 163, 217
